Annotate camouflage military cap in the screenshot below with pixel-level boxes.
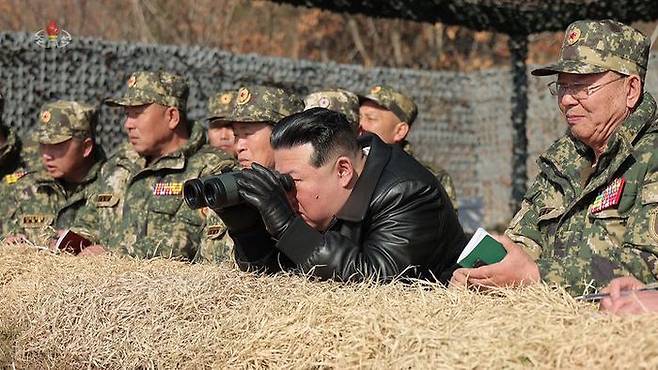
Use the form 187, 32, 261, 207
105, 71, 189, 109
304, 88, 360, 127
532, 19, 650, 81
360, 85, 418, 125
206, 90, 235, 126
37, 100, 96, 145
226, 86, 303, 124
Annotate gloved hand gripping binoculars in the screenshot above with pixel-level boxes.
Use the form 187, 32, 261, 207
183, 171, 294, 211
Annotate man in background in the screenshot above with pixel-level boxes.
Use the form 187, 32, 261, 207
73, 71, 237, 261
206, 90, 236, 157
3, 100, 105, 244
359, 85, 458, 210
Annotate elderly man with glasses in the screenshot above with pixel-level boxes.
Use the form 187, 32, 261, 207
451, 19, 658, 295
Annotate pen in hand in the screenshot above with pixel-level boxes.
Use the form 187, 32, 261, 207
575, 282, 658, 302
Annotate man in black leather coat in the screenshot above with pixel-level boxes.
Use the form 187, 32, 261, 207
220, 107, 467, 283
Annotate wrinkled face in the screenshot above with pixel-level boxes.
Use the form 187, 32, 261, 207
40, 138, 88, 180
557, 71, 630, 147
123, 104, 173, 157
207, 122, 236, 156
274, 144, 345, 231
234, 122, 274, 169
359, 100, 404, 144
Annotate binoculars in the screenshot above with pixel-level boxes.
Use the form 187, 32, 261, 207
183, 171, 294, 211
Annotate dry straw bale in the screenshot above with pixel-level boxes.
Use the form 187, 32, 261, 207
0, 245, 657, 369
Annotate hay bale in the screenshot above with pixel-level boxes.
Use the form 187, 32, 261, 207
0, 245, 656, 369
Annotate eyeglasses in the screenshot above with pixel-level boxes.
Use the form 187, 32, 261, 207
547, 75, 626, 100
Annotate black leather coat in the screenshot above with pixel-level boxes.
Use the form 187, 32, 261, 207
231, 135, 467, 283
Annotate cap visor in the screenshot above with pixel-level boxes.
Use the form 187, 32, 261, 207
231, 116, 275, 124
359, 94, 383, 105
531, 60, 609, 76
206, 116, 232, 126
104, 97, 152, 107
38, 134, 71, 145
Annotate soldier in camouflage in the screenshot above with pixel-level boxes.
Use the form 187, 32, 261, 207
358, 85, 458, 210
230, 85, 304, 169
2, 100, 105, 244
0, 87, 40, 183
200, 85, 304, 262
304, 88, 360, 132
71, 71, 238, 261
206, 90, 236, 157
451, 19, 658, 295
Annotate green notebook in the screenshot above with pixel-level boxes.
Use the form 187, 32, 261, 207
457, 228, 507, 268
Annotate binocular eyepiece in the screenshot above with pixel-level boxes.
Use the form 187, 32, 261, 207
183, 171, 294, 211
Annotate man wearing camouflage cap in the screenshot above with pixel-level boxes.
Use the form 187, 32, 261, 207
230, 85, 304, 169
304, 88, 360, 131
199, 89, 239, 262
206, 90, 236, 157
0, 88, 40, 185
2, 100, 106, 243
71, 71, 238, 261
359, 85, 458, 210
200, 85, 303, 262
452, 19, 658, 295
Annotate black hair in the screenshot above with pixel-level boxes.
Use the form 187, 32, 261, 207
272, 107, 360, 167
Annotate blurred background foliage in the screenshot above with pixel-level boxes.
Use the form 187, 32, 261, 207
2, 0, 656, 71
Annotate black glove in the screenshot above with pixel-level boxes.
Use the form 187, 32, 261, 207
215, 203, 263, 234
236, 163, 296, 239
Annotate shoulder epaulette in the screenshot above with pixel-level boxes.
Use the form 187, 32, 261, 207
4, 169, 28, 184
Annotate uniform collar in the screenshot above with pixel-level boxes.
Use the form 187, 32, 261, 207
118, 120, 206, 172
335, 134, 391, 222
35, 146, 106, 190
538, 92, 657, 195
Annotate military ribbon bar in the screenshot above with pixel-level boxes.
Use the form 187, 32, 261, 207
590, 177, 625, 214
4, 170, 26, 184
152, 182, 183, 196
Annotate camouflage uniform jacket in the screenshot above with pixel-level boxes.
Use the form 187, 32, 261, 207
0, 127, 39, 179
4, 147, 106, 242
73, 122, 238, 261
0, 128, 42, 234
506, 93, 658, 293
402, 141, 458, 210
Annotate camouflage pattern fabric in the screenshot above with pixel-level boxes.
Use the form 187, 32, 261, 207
105, 71, 189, 109
72, 121, 238, 262
198, 209, 235, 263
506, 93, 658, 294
0, 127, 42, 234
37, 100, 96, 144
532, 19, 650, 81
0, 126, 25, 179
304, 88, 360, 129
226, 86, 304, 124
403, 141, 458, 211
0, 126, 40, 179
3, 146, 106, 243
206, 90, 235, 124
360, 85, 418, 125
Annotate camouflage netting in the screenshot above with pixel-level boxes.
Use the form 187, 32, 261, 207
270, 0, 658, 34
271, 0, 658, 216
1, 31, 657, 231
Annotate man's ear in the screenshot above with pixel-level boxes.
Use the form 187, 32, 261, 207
81, 137, 94, 158
392, 121, 410, 143
335, 156, 355, 188
165, 106, 181, 130
626, 75, 643, 109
